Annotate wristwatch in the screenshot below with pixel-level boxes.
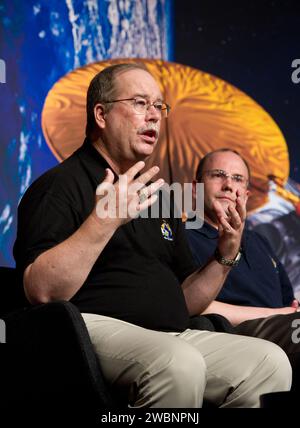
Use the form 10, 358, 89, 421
214, 247, 242, 267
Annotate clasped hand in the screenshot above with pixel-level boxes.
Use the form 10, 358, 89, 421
213, 189, 246, 260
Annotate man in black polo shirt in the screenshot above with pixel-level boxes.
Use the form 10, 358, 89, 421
14, 64, 292, 407
186, 148, 300, 390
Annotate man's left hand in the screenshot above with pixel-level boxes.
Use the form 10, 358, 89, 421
213, 189, 247, 261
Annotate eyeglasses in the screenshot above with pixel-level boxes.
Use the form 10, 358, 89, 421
203, 169, 248, 187
106, 97, 171, 118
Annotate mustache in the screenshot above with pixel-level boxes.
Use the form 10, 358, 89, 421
137, 123, 159, 138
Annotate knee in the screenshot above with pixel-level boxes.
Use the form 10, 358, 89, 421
165, 347, 207, 385
259, 341, 292, 391
143, 344, 207, 407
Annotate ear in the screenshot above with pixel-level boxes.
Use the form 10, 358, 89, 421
94, 103, 106, 129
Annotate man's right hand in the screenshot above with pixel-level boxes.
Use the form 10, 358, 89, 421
92, 161, 164, 229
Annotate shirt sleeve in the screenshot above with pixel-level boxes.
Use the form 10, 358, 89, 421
254, 232, 295, 305
14, 191, 80, 276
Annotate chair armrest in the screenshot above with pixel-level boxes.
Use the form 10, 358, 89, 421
189, 313, 235, 333
3, 301, 114, 409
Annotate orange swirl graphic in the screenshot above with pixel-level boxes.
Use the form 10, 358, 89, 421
42, 58, 290, 212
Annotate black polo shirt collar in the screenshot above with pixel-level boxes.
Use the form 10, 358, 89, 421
76, 138, 112, 182
77, 138, 143, 186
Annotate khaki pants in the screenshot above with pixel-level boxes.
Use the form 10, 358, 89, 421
82, 313, 292, 408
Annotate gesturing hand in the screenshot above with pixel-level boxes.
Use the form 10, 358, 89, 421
93, 161, 164, 228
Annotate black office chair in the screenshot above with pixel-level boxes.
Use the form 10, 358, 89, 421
0, 266, 117, 423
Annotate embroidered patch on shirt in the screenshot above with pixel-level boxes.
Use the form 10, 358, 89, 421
161, 220, 173, 241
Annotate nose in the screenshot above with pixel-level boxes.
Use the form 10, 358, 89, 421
145, 104, 161, 121
222, 175, 234, 191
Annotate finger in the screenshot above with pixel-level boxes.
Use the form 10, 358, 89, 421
138, 179, 165, 201
236, 198, 246, 223
134, 165, 160, 187
96, 169, 115, 195
212, 200, 228, 221
217, 222, 224, 235
128, 193, 158, 218
227, 205, 242, 229
125, 161, 147, 181
102, 168, 115, 184
235, 190, 247, 221
138, 193, 158, 212
218, 216, 233, 233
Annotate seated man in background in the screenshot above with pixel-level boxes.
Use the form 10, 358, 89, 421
14, 64, 292, 408
186, 148, 300, 390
